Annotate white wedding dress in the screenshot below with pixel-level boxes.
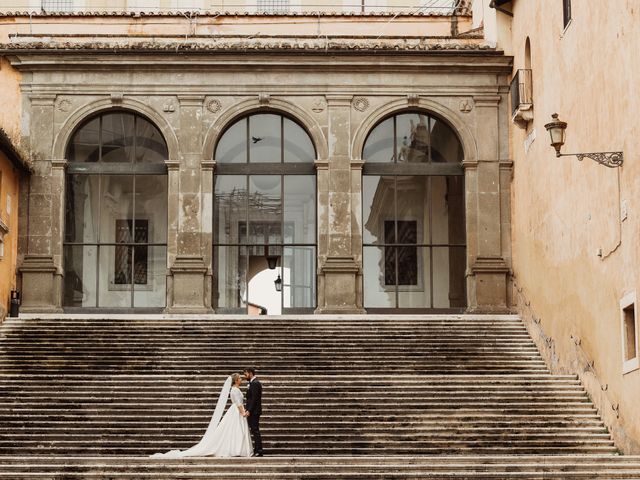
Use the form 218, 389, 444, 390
151, 377, 253, 458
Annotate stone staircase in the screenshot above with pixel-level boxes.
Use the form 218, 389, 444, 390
0, 314, 638, 478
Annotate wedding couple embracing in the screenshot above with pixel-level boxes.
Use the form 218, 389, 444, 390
152, 368, 263, 458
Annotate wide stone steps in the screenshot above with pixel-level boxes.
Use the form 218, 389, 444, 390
0, 315, 624, 466
2, 456, 640, 479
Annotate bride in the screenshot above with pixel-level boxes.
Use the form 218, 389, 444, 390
151, 373, 253, 458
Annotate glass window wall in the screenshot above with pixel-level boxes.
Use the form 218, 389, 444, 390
63, 111, 168, 309
362, 112, 466, 310
214, 113, 316, 314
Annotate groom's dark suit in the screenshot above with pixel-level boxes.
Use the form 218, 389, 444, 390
246, 378, 263, 454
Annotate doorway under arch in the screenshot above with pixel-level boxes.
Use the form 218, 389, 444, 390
213, 112, 317, 314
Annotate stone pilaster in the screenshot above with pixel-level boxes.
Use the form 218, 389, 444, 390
467, 95, 510, 312
20, 94, 63, 312
316, 95, 365, 313
166, 95, 211, 313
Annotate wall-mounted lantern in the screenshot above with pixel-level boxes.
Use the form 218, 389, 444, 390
274, 275, 282, 292
264, 244, 279, 270
544, 113, 624, 168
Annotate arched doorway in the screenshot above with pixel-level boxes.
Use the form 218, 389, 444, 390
63, 111, 168, 309
362, 111, 466, 310
213, 113, 317, 314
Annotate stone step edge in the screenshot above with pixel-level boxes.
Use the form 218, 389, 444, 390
3, 455, 636, 462
12, 314, 522, 321
0, 374, 575, 378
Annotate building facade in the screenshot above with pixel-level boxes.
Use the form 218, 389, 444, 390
0, 8, 512, 315
490, 0, 640, 454
0, 0, 639, 458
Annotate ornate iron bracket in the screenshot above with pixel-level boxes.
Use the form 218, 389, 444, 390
560, 151, 624, 168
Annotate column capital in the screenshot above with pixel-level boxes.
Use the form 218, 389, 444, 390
314, 159, 330, 170
165, 160, 181, 171
350, 160, 365, 170
29, 94, 56, 106
472, 95, 502, 107
201, 160, 216, 172
325, 94, 353, 106
177, 95, 205, 107
50, 159, 67, 170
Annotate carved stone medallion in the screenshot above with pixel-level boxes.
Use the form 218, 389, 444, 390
459, 99, 474, 113
311, 98, 326, 113
352, 96, 369, 112
206, 99, 222, 114
56, 99, 72, 113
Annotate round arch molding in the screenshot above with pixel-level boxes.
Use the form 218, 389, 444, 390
52, 98, 179, 161
203, 98, 328, 161
351, 97, 478, 164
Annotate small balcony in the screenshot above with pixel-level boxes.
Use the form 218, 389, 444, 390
510, 69, 533, 128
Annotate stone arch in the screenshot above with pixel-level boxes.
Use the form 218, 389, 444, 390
203, 98, 328, 161
351, 97, 478, 164
52, 98, 179, 161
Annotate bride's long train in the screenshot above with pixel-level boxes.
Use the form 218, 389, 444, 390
150, 376, 253, 458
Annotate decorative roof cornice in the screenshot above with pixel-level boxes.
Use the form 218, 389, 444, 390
0, 128, 32, 173
0, 38, 496, 54
0, 9, 471, 18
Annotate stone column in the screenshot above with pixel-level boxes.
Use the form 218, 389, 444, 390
316, 95, 365, 314
166, 95, 211, 313
20, 94, 63, 312
467, 95, 510, 312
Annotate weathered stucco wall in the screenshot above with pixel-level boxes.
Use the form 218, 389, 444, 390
508, 0, 640, 453
0, 13, 473, 41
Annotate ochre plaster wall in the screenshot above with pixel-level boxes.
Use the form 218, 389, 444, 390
508, 0, 640, 453
0, 153, 21, 320
0, 56, 22, 140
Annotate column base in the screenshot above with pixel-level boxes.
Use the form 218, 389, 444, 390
167, 255, 213, 314
19, 255, 63, 313
468, 256, 511, 312
316, 256, 363, 314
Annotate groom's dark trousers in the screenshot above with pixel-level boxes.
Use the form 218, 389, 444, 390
246, 378, 263, 454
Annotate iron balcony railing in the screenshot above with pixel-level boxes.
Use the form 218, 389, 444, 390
510, 68, 533, 118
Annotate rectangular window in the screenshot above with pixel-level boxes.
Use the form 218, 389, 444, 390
114, 219, 148, 285
41, 0, 74, 12
384, 220, 418, 286
563, 0, 572, 28
620, 292, 639, 374
624, 305, 636, 361
256, 0, 290, 13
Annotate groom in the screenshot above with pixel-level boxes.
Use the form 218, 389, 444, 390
243, 367, 263, 457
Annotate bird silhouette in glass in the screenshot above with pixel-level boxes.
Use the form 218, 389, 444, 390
251, 136, 263, 144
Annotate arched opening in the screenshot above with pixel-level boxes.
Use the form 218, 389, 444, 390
525, 37, 532, 70
213, 113, 317, 314
362, 111, 466, 311
63, 110, 168, 309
